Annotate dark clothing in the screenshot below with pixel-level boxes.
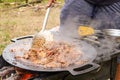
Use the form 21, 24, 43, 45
60, 0, 120, 34
59, 0, 120, 79
85, 0, 120, 6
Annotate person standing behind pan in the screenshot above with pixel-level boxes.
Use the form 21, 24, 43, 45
46, 0, 120, 80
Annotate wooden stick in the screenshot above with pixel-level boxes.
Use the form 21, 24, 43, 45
0, 66, 15, 77
115, 63, 120, 80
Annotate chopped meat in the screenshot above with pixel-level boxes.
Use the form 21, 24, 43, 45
15, 41, 84, 68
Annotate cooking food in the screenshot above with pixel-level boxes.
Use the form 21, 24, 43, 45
15, 41, 83, 68
32, 36, 46, 48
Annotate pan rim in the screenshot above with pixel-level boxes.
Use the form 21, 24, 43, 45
2, 38, 97, 72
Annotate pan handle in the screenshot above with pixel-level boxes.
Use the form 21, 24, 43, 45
11, 35, 34, 42
68, 63, 100, 75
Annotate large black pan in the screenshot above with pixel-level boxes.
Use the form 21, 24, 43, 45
2, 35, 100, 75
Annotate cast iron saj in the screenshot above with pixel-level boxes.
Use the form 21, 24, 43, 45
2, 8, 100, 76
2, 38, 100, 75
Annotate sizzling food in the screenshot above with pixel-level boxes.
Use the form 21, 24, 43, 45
15, 41, 83, 68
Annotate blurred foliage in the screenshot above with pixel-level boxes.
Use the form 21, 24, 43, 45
0, 0, 63, 3
0, 0, 64, 10
1, 0, 28, 2
0, 0, 63, 55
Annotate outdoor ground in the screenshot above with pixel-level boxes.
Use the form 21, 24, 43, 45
0, 2, 63, 54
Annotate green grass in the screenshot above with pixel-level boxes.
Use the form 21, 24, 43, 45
0, 30, 11, 54
0, 0, 64, 3
1, 0, 28, 2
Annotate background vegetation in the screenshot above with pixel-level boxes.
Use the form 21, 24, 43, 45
0, 0, 64, 54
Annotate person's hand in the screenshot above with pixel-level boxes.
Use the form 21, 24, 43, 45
46, 0, 56, 8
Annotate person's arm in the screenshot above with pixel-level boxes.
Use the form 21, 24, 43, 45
46, 0, 56, 8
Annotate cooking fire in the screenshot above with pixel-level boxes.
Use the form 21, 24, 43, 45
0, 66, 37, 80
